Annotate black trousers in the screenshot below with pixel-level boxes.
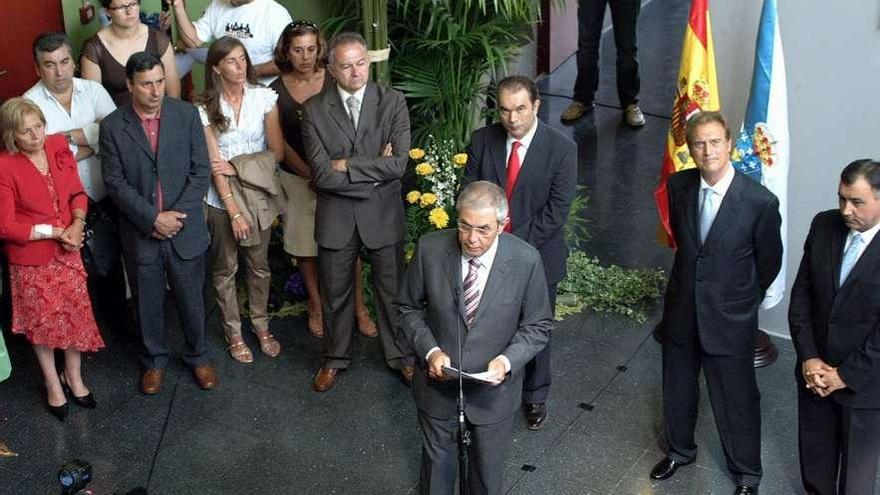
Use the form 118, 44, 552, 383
662, 329, 762, 487
573, 0, 641, 107
522, 283, 556, 404
418, 412, 514, 495
317, 229, 411, 370
125, 243, 210, 370
798, 384, 880, 495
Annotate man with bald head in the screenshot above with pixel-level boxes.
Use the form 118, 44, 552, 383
302, 32, 414, 391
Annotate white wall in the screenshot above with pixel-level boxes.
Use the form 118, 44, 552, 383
710, 0, 880, 338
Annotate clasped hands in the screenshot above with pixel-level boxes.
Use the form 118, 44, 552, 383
802, 357, 847, 397
58, 223, 84, 252
426, 350, 507, 386
152, 211, 187, 240
330, 143, 394, 172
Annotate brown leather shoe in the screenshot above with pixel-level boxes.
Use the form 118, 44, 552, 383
141, 368, 164, 395
400, 366, 415, 386
193, 364, 217, 390
313, 367, 341, 392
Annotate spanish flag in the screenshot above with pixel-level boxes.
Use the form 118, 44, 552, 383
654, 0, 720, 247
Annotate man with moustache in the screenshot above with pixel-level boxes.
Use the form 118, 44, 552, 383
397, 181, 553, 495
100, 52, 216, 394
790, 159, 880, 494
302, 32, 414, 391
166, 0, 292, 85
464, 75, 577, 430
650, 111, 782, 495
24, 32, 126, 328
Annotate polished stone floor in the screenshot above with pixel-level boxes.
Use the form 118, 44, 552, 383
0, 0, 821, 493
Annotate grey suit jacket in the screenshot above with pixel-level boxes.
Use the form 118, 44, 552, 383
100, 97, 211, 264
301, 81, 410, 249
396, 230, 553, 425
660, 167, 783, 355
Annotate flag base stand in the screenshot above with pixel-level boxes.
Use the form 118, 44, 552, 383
753, 329, 778, 368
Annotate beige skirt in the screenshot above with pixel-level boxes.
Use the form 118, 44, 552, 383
278, 170, 318, 257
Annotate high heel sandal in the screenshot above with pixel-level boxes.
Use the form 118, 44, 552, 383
308, 310, 324, 338
254, 330, 281, 358
47, 402, 69, 421
226, 336, 254, 364
59, 373, 97, 409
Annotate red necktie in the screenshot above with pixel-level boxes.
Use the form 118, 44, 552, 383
505, 140, 522, 232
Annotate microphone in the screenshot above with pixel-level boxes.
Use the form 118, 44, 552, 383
453, 286, 470, 494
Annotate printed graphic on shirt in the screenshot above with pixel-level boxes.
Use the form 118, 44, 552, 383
225, 22, 253, 39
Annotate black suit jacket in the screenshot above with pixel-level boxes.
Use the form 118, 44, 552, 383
100, 97, 211, 264
790, 210, 880, 408
463, 121, 578, 285
660, 168, 782, 356
396, 230, 553, 425
301, 81, 410, 249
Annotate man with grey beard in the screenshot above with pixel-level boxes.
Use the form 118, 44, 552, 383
164, 0, 291, 85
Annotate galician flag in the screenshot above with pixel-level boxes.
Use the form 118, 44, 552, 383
655, 0, 720, 247
731, 0, 789, 309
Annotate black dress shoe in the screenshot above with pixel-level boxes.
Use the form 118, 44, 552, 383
649, 457, 691, 480
524, 403, 547, 430
734, 486, 757, 495
47, 402, 69, 422
61, 380, 98, 409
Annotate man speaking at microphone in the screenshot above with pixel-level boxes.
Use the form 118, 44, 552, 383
397, 181, 553, 495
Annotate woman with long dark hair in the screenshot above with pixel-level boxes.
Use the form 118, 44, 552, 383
196, 37, 284, 363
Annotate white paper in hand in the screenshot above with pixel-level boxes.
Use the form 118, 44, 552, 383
442, 365, 499, 385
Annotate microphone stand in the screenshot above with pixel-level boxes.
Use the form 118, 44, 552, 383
455, 288, 471, 495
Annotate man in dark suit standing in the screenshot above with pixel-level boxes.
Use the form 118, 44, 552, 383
101, 52, 216, 395
397, 181, 553, 495
464, 75, 577, 430
790, 159, 880, 495
302, 32, 414, 391
650, 111, 782, 495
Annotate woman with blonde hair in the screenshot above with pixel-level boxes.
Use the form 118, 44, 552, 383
0, 99, 104, 420
197, 36, 284, 363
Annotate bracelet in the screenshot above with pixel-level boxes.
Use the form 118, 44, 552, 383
230, 212, 243, 221
220, 192, 233, 200
73, 217, 87, 225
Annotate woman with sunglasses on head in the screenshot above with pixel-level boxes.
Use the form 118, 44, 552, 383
197, 36, 284, 363
269, 21, 378, 339
81, 0, 180, 106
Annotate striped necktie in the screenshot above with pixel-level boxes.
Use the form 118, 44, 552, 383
463, 257, 482, 327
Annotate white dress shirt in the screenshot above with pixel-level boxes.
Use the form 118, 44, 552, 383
337, 84, 367, 125
198, 85, 278, 209
844, 220, 880, 265
24, 78, 116, 201
698, 163, 736, 221
505, 118, 539, 168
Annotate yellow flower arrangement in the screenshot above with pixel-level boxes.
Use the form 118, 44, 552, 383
452, 153, 468, 167
428, 207, 449, 229
409, 148, 426, 160
419, 192, 437, 208
415, 163, 435, 176
406, 190, 421, 204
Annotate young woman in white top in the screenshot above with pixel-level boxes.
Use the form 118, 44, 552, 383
196, 36, 284, 363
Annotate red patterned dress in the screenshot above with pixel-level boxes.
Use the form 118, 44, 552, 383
9, 168, 104, 352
